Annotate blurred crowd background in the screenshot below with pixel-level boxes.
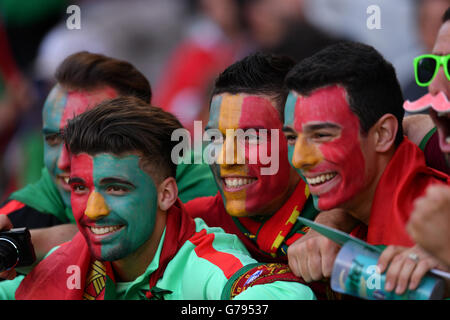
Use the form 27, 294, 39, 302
0, 0, 448, 203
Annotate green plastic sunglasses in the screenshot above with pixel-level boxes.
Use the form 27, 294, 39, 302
414, 54, 450, 87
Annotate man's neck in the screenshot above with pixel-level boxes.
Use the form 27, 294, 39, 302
112, 212, 166, 282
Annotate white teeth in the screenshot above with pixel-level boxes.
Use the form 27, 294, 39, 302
446, 137, 450, 144
224, 177, 256, 188
306, 173, 337, 186
64, 177, 69, 184
90, 225, 122, 235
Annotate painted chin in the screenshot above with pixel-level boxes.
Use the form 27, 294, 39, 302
222, 176, 258, 192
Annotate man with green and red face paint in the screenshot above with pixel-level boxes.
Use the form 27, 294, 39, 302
15, 97, 316, 300
185, 53, 320, 263
0, 52, 218, 283
283, 41, 449, 296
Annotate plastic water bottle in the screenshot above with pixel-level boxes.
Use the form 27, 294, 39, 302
330, 241, 445, 300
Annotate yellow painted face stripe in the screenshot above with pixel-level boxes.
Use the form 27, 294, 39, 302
217, 94, 247, 216
218, 94, 243, 132
292, 133, 323, 169
217, 94, 245, 165
84, 191, 110, 220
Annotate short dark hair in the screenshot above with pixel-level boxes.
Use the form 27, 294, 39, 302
285, 41, 404, 146
211, 52, 295, 119
62, 96, 182, 180
55, 51, 152, 103
443, 6, 450, 23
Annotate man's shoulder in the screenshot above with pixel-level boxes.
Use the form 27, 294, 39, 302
170, 218, 255, 276
188, 218, 255, 263
184, 192, 225, 219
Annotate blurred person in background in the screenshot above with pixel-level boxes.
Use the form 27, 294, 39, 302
0, 0, 68, 201
153, 0, 254, 135
0, 19, 35, 201
1, 0, 187, 202
243, 0, 342, 62
304, 0, 421, 89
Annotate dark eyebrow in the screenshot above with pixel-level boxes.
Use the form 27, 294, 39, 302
99, 178, 135, 188
68, 177, 85, 185
303, 123, 341, 132
282, 126, 296, 133
240, 126, 267, 131
42, 128, 61, 135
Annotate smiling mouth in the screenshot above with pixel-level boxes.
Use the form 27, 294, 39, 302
89, 225, 124, 235
305, 172, 337, 186
222, 176, 257, 191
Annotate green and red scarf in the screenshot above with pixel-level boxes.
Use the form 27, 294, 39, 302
233, 180, 318, 258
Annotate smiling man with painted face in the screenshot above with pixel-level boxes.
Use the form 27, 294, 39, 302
185, 53, 321, 264
15, 97, 315, 300
0, 52, 150, 276
283, 41, 450, 295
0, 52, 218, 283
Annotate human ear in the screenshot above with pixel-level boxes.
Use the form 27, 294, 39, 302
157, 177, 178, 211
373, 114, 398, 153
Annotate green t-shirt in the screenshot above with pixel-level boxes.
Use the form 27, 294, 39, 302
113, 219, 315, 300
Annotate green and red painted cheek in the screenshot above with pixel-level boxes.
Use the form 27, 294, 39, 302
207, 94, 293, 216
42, 85, 118, 208
284, 85, 367, 211
69, 153, 158, 261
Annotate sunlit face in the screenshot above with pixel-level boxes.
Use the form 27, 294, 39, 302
429, 21, 450, 164
283, 85, 370, 211
206, 93, 298, 217
70, 153, 158, 261
42, 85, 118, 207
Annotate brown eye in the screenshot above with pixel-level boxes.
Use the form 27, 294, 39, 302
285, 134, 297, 146
72, 184, 87, 194
45, 133, 63, 147
106, 185, 130, 195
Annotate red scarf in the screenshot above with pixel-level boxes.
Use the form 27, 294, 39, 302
366, 138, 449, 246
16, 199, 196, 300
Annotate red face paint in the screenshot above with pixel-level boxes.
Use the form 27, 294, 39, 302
70, 153, 102, 258
212, 93, 295, 217
60, 87, 118, 128
292, 85, 366, 210
42, 85, 118, 208
239, 96, 292, 214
